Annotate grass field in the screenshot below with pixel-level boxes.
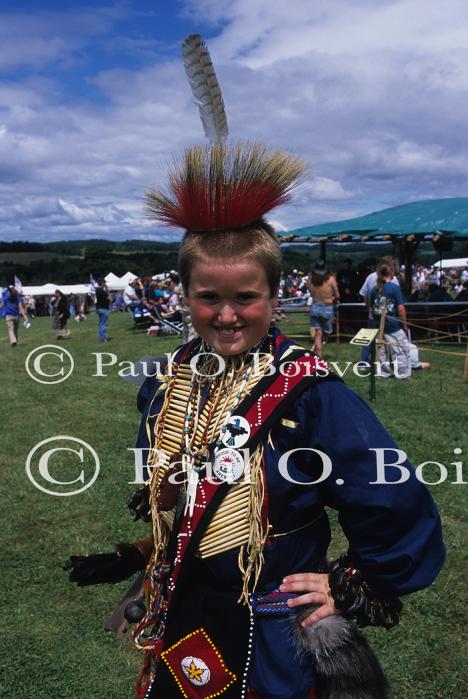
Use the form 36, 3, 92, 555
0, 311, 466, 698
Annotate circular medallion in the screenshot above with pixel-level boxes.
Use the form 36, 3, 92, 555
213, 447, 245, 483
221, 415, 251, 448
181, 656, 211, 686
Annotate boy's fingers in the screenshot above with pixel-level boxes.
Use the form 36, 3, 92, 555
301, 604, 336, 628
287, 592, 327, 608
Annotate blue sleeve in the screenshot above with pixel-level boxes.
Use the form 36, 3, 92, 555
390, 282, 405, 306
302, 380, 445, 596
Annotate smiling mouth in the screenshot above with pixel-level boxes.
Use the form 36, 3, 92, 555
213, 326, 245, 336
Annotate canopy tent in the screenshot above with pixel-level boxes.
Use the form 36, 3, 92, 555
104, 272, 122, 290
22, 283, 92, 296
435, 257, 468, 269
280, 198, 468, 243
279, 197, 468, 295
119, 271, 138, 285
104, 271, 138, 291
21, 271, 139, 296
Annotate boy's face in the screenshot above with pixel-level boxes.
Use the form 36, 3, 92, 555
186, 260, 277, 356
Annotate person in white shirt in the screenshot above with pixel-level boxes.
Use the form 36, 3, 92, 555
123, 282, 139, 309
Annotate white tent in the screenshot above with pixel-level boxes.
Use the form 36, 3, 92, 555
22, 283, 60, 296
104, 272, 123, 290
22, 283, 92, 296
119, 271, 138, 285
54, 284, 92, 295
435, 257, 468, 270
103, 271, 137, 291
21, 271, 139, 296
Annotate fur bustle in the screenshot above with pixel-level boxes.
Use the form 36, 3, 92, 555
293, 606, 389, 699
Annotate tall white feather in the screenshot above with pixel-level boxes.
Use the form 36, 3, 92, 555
182, 34, 229, 143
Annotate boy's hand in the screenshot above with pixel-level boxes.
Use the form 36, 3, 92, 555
280, 572, 338, 627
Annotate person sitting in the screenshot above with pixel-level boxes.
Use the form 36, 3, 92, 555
123, 281, 140, 310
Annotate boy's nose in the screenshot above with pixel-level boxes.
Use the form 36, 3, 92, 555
217, 304, 238, 324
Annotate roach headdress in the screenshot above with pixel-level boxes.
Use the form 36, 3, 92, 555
145, 141, 307, 232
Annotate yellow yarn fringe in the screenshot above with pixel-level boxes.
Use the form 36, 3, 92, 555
237, 443, 269, 607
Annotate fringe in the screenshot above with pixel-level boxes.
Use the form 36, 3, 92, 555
293, 606, 389, 699
237, 444, 269, 607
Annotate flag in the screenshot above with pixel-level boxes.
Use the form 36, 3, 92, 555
90, 274, 98, 292
14, 275, 23, 292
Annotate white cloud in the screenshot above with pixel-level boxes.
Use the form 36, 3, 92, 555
0, 1, 468, 242
300, 177, 353, 201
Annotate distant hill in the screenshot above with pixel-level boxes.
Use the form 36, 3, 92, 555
2, 199, 468, 284
0, 240, 180, 285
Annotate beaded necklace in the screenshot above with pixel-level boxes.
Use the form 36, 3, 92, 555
148, 335, 274, 554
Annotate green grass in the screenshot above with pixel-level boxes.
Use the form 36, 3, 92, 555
0, 312, 466, 698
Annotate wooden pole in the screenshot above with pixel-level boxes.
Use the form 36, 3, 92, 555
320, 240, 327, 262
335, 304, 340, 360
376, 305, 387, 378
370, 341, 376, 402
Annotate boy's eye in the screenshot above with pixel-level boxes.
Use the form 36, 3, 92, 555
237, 293, 257, 302
197, 292, 218, 301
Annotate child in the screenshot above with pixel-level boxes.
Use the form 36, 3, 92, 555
66, 143, 444, 699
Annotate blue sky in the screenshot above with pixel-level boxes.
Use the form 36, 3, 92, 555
1, 0, 468, 242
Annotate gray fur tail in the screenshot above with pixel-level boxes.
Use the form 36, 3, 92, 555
294, 606, 389, 699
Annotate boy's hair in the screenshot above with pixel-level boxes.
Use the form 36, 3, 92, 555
178, 220, 282, 298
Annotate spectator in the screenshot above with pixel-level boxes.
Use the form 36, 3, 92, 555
456, 281, 468, 302
113, 293, 125, 311
359, 256, 401, 306
370, 261, 411, 379
1, 286, 29, 347
336, 258, 359, 301
52, 289, 70, 338
359, 256, 400, 362
427, 284, 452, 302
74, 294, 86, 321
123, 281, 139, 309
306, 259, 339, 357
133, 278, 144, 299
95, 278, 111, 342
164, 275, 181, 314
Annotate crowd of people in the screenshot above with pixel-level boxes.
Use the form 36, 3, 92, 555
2, 261, 467, 349
410, 263, 468, 301
0, 273, 188, 345
280, 260, 468, 303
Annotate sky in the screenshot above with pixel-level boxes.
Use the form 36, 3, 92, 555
1, 0, 468, 242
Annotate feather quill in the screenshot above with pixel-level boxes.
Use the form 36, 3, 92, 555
182, 34, 229, 143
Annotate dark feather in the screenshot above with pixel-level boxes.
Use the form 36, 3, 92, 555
182, 34, 229, 143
